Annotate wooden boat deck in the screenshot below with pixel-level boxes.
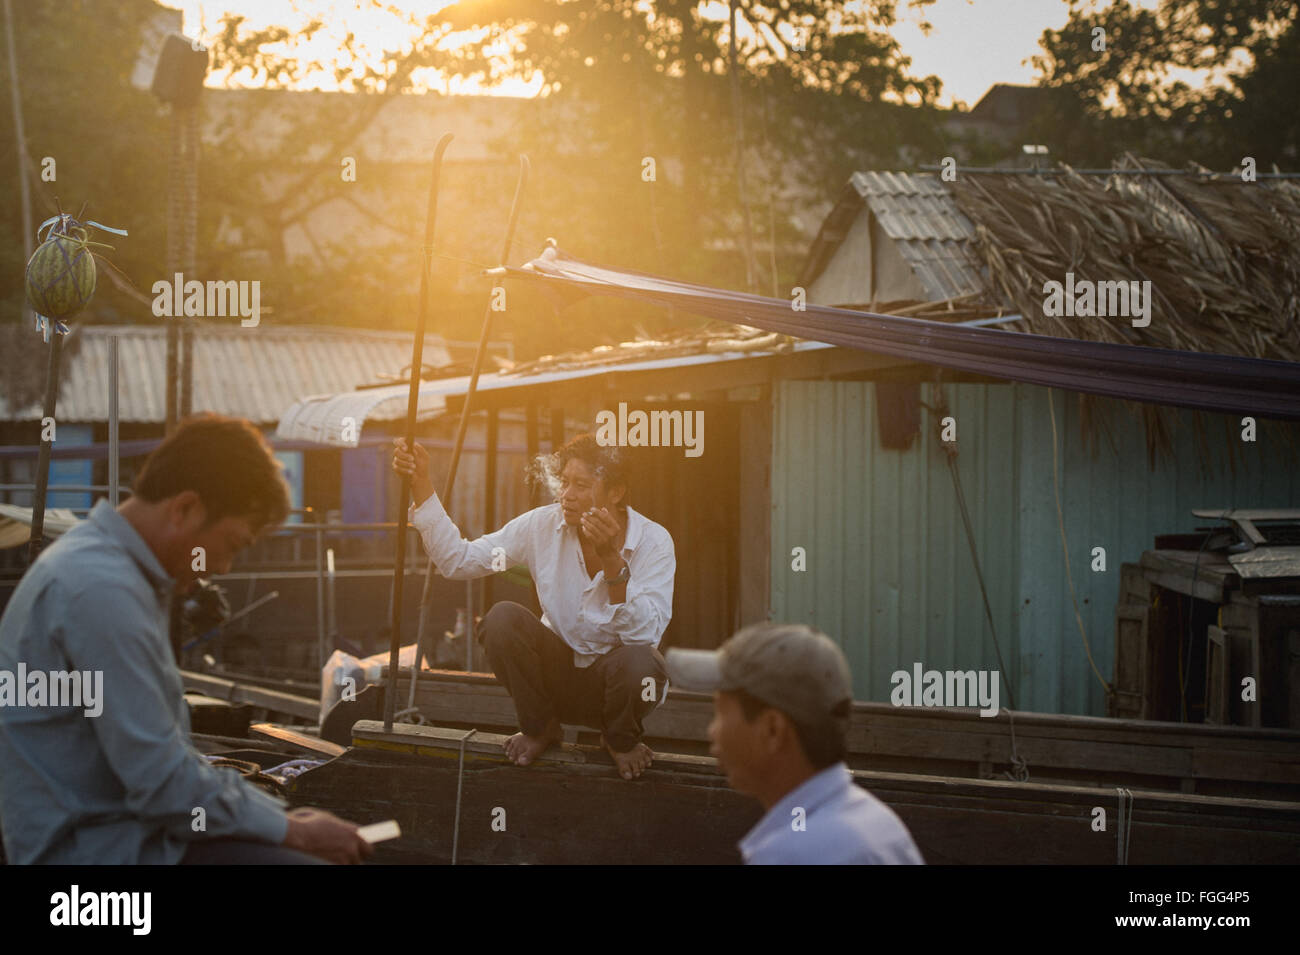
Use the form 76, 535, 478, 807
274, 720, 1300, 865
385, 668, 1300, 801
184, 666, 1300, 863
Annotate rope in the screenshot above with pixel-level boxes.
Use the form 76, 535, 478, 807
1047, 389, 1113, 697
923, 381, 1028, 781
204, 757, 287, 800
429, 249, 495, 273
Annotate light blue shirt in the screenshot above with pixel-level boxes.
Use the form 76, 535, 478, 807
0, 500, 288, 864
739, 763, 925, 865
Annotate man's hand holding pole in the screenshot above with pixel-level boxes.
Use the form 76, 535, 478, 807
393, 438, 434, 508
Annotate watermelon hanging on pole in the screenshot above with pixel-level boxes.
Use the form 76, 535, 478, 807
24, 211, 128, 341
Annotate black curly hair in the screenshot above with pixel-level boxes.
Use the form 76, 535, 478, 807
554, 432, 630, 506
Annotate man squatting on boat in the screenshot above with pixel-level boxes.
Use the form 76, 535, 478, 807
0, 415, 372, 864
393, 433, 674, 780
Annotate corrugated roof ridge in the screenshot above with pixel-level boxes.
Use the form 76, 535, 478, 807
75, 323, 435, 343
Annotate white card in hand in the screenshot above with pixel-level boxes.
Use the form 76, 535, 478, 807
358, 820, 401, 844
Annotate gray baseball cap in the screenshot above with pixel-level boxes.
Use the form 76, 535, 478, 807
665, 622, 853, 725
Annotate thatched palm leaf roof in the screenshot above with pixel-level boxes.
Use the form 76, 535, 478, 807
949, 165, 1300, 362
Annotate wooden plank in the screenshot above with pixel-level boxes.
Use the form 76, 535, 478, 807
1113, 601, 1149, 718
232, 685, 321, 721
1192, 508, 1300, 522
525, 404, 539, 507
549, 407, 564, 451
387, 671, 1300, 796
292, 722, 1300, 865
1290, 627, 1300, 730
1243, 598, 1263, 729
1205, 625, 1230, 724
441, 346, 909, 416
1138, 552, 1229, 602
354, 721, 600, 768
394, 669, 1300, 745
1120, 563, 1151, 602
250, 723, 346, 758
181, 670, 239, 698
392, 669, 1300, 745
1258, 598, 1300, 728
181, 669, 320, 721
185, 693, 234, 708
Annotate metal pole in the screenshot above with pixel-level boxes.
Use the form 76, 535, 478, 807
108, 335, 119, 506
180, 323, 193, 419
464, 578, 473, 672
326, 547, 338, 653
440, 155, 530, 500
3, 0, 33, 267
383, 133, 454, 732
26, 333, 62, 564
165, 104, 182, 435
482, 407, 498, 612
179, 104, 198, 419
728, 0, 757, 293
314, 515, 326, 671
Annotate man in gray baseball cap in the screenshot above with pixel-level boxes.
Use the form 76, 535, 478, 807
667, 622, 923, 865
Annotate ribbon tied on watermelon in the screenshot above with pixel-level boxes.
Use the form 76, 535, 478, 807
25, 213, 129, 342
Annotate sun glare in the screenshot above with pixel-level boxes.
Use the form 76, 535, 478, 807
166, 0, 543, 95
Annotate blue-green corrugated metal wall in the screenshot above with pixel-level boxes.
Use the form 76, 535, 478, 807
770, 380, 1300, 716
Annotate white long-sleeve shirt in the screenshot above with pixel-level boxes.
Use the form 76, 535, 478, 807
411, 495, 675, 667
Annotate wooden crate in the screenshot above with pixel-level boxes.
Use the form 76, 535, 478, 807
1112, 600, 1150, 719
1204, 625, 1230, 725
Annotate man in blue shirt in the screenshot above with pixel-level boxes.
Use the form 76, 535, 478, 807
0, 414, 370, 864
667, 623, 924, 865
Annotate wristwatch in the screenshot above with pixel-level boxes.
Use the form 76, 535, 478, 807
609, 563, 631, 586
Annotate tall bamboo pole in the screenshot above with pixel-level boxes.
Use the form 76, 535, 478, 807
381, 133, 455, 731
411, 156, 529, 698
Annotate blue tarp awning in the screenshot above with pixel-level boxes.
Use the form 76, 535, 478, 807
506, 246, 1300, 420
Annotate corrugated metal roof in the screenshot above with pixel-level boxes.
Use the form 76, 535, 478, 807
848, 171, 986, 301
850, 172, 974, 241
276, 340, 837, 446
0, 325, 450, 424
276, 373, 472, 446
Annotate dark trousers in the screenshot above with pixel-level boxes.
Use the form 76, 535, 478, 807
481, 601, 667, 753
180, 838, 328, 865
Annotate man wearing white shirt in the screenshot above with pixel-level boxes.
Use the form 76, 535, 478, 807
393, 433, 674, 780
667, 623, 925, 864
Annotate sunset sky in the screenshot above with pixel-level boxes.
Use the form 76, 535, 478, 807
160, 0, 1104, 107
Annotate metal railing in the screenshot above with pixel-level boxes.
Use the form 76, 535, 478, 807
0, 487, 451, 673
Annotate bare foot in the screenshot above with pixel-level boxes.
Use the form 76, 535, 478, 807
504, 719, 561, 766
602, 735, 654, 780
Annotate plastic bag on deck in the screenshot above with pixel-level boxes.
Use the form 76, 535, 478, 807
319, 644, 427, 723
